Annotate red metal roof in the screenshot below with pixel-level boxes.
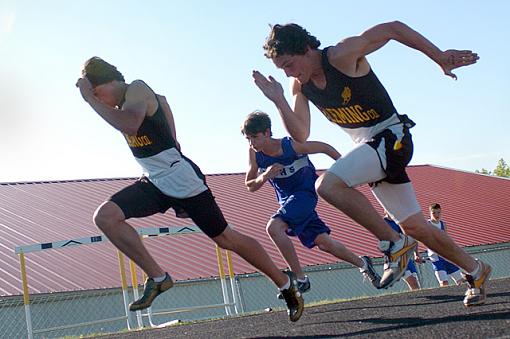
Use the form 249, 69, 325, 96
1, 165, 509, 296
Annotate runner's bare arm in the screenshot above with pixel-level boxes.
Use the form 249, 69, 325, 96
245, 148, 265, 192
245, 148, 284, 192
330, 21, 479, 80
252, 70, 311, 142
76, 78, 147, 135
292, 140, 341, 160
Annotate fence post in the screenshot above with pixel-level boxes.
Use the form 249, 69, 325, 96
117, 251, 133, 330
215, 245, 232, 315
226, 250, 240, 314
19, 251, 34, 339
128, 259, 144, 328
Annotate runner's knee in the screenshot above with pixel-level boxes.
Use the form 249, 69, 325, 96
316, 241, 331, 253
212, 233, 231, 250
315, 172, 347, 200
399, 213, 429, 239
266, 218, 287, 238
93, 201, 125, 231
314, 233, 332, 252
212, 226, 244, 251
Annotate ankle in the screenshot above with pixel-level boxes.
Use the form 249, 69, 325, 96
467, 260, 481, 277
279, 276, 291, 291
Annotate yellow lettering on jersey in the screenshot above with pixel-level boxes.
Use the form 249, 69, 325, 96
321, 105, 380, 126
124, 134, 153, 148
322, 108, 348, 124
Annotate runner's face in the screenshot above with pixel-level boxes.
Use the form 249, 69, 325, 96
430, 208, 441, 220
273, 54, 310, 83
245, 131, 269, 152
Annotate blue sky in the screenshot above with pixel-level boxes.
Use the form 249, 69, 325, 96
1, 1, 509, 182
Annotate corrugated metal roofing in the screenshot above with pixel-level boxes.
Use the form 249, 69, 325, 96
1, 165, 509, 297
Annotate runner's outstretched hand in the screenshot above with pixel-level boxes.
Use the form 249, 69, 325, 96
439, 49, 479, 80
252, 70, 285, 103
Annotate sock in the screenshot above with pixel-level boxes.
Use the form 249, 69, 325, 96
153, 274, 167, 283
297, 276, 307, 283
391, 235, 404, 251
279, 276, 291, 291
468, 261, 480, 277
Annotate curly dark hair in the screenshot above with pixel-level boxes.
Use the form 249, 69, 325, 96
82, 57, 125, 87
263, 23, 321, 58
241, 111, 272, 136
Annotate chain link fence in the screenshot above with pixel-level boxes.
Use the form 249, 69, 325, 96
235, 243, 510, 313
0, 297, 25, 339
2, 243, 508, 338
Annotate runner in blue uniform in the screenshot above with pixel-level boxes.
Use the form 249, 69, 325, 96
76, 57, 303, 321
253, 22, 491, 306
427, 203, 464, 287
242, 111, 380, 293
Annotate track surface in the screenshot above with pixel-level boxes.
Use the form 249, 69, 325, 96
96, 277, 510, 338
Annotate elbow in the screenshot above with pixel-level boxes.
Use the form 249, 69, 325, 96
287, 126, 309, 143
292, 131, 309, 143
385, 20, 405, 29
122, 110, 145, 135
386, 21, 409, 35
245, 182, 259, 192
389, 20, 404, 26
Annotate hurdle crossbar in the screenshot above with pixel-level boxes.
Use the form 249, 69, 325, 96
13, 225, 208, 338
14, 225, 202, 254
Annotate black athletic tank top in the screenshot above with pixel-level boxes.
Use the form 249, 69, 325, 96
121, 81, 176, 159
301, 47, 398, 129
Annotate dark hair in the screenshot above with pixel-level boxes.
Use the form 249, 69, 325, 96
82, 57, 125, 87
429, 203, 441, 210
241, 111, 272, 136
263, 23, 321, 58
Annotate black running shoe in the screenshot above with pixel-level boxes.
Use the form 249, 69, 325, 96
129, 273, 173, 311
278, 275, 311, 299
298, 275, 311, 293
279, 271, 304, 322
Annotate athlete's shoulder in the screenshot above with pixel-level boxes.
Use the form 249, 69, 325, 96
282, 136, 293, 143
126, 80, 154, 98
328, 42, 352, 60
129, 79, 151, 89
281, 136, 297, 154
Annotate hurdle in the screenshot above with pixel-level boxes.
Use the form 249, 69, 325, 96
128, 228, 242, 329
14, 225, 242, 339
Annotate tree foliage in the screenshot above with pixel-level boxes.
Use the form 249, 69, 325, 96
493, 158, 510, 177
476, 158, 510, 178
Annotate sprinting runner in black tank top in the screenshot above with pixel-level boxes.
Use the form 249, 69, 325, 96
301, 47, 398, 130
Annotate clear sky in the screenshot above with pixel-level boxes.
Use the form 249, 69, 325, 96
1, 1, 509, 182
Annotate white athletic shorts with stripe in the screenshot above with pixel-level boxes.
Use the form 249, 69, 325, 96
327, 125, 420, 224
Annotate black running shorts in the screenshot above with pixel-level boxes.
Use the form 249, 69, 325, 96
110, 176, 228, 238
